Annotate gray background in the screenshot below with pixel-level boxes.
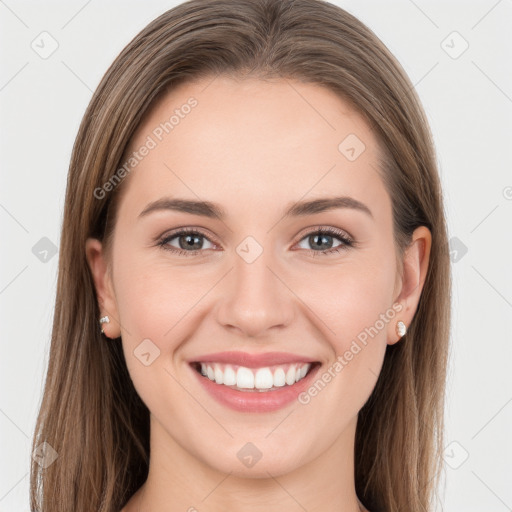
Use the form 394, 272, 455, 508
1, 0, 511, 510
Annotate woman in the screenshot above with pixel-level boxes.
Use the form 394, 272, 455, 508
30, 0, 451, 511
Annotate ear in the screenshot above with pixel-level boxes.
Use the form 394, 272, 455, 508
388, 226, 431, 345
85, 238, 121, 339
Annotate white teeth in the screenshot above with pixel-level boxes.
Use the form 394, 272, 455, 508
236, 367, 255, 389
254, 368, 273, 389
223, 365, 236, 386
285, 366, 296, 385
214, 364, 224, 385
197, 362, 312, 391
273, 367, 286, 387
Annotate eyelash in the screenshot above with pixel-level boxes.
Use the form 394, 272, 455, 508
156, 226, 355, 257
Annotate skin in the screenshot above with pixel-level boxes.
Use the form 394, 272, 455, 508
86, 76, 431, 512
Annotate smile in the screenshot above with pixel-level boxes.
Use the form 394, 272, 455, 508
191, 361, 315, 392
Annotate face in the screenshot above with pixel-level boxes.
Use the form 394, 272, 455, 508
87, 76, 429, 478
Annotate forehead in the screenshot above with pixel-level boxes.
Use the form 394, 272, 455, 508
117, 76, 389, 221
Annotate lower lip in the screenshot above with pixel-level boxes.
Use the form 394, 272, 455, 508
190, 363, 321, 413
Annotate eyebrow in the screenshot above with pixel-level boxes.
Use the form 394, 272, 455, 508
138, 196, 373, 220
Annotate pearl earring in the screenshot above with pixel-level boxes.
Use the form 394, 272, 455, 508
99, 315, 110, 334
396, 320, 407, 338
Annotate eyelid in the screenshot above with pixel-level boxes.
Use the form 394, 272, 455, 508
293, 225, 354, 245
156, 225, 355, 256
157, 226, 218, 244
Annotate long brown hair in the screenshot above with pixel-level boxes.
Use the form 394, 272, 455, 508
30, 1, 451, 510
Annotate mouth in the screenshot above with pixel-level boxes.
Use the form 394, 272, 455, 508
190, 361, 321, 393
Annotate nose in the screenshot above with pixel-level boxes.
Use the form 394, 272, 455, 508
215, 244, 295, 338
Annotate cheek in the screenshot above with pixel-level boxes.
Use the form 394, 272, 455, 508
113, 233, 397, 414
112, 257, 197, 418
294, 253, 397, 407
112, 244, 212, 342
112, 253, 216, 383
295, 254, 397, 349
114, 244, 397, 357
333, 264, 395, 345
291, 300, 391, 433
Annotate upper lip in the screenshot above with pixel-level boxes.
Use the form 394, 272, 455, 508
189, 351, 318, 368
